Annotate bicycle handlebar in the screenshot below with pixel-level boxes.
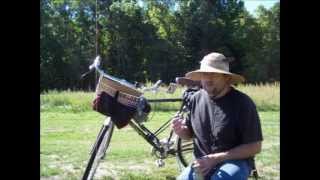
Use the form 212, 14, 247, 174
88, 56, 162, 93
141, 80, 162, 93
89, 56, 101, 71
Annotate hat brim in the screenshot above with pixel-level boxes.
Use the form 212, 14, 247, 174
185, 67, 245, 84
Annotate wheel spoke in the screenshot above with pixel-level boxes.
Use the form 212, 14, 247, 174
180, 148, 193, 153
181, 143, 193, 149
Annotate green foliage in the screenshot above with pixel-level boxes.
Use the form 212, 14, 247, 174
241, 2, 280, 82
40, 0, 280, 91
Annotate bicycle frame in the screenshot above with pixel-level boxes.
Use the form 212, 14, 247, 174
87, 55, 184, 147
125, 98, 187, 159
82, 56, 193, 180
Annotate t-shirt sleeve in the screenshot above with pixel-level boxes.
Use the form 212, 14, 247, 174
185, 111, 194, 134
238, 96, 263, 144
185, 94, 195, 135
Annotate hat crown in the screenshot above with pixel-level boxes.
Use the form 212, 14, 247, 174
200, 53, 229, 72
185, 52, 245, 83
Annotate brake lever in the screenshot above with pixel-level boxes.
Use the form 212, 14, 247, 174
80, 69, 94, 80
80, 56, 101, 80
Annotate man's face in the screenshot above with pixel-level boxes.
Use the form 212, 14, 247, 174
200, 73, 230, 97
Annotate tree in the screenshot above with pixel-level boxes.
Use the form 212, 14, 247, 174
243, 2, 280, 82
40, 0, 280, 91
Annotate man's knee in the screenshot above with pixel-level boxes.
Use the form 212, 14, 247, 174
211, 160, 250, 180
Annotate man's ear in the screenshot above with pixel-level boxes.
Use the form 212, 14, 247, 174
225, 75, 232, 84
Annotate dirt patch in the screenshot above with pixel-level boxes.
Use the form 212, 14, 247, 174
61, 164, 76, 174
255, 164, 279, 180
262, 142, 279, 150
93, 160, 154, 179
40, 175, 61, 180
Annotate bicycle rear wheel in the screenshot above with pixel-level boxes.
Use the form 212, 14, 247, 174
82, 117, 114, 180
176, 137, 194, 168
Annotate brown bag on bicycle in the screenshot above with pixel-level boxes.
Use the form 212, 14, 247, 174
93, 76, 152, 129
93, 91, 137, 129
93, 91, 115, 117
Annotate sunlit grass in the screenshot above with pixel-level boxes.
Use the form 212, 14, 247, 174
40, 111, 279, 179
40, 82, 279, 112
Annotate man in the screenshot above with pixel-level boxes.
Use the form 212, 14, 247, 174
173, 52, 263, 180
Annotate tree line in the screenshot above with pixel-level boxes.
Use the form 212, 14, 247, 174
40, 0, 279, 92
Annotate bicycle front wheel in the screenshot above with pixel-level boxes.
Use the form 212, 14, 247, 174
82, 117, 114, 180
176, 137, 194, 168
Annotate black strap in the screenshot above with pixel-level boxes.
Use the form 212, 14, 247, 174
252, 169, 259, 180
251, 159, 259, 179
114, 90, 119, 101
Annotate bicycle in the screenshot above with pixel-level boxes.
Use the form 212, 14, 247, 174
81, 56, 197, 180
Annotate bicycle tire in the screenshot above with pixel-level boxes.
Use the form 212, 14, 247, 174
176, 137, 194, 168
82, 118, 114, 180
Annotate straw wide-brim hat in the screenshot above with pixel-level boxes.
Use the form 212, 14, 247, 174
185, 52, 245, 84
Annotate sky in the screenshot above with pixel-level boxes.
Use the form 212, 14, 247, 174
243, 0, 280, 16
136, 0, 280, 16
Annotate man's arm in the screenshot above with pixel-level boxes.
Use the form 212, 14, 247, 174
194, 141, 262, 175
210, 141, 262, 161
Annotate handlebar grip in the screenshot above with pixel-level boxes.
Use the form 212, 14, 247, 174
89, 64, 95, 70
89, 56, 101, 70
153, 80, 162, 88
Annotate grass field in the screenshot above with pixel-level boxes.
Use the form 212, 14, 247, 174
41, 82, 279, 112
40, 83, 279, 179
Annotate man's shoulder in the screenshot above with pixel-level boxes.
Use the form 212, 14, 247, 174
232, 88, 248, 98
232, 87, 257, 107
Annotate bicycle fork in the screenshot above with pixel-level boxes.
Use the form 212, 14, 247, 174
82, 118, 111, 180
89, 118, 111, 156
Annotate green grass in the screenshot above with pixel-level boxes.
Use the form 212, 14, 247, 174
40, 90, 94, 113
236, 82, 279, 111
40, 82, 279, 112
40, 110, 279, 179
40, 84, 279, 179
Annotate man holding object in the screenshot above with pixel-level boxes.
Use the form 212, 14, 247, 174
173, 52, 263, 180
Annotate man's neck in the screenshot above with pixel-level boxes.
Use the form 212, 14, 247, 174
211, 86, 231, 100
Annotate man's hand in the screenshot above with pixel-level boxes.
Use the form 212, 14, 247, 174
192, 153, 226, 176
192, 141, 262, 176
172, 116, 192, 140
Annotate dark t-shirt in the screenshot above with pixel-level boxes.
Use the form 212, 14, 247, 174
185, 87, 263, 169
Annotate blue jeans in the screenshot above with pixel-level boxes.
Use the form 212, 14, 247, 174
177, 160, 251, 180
